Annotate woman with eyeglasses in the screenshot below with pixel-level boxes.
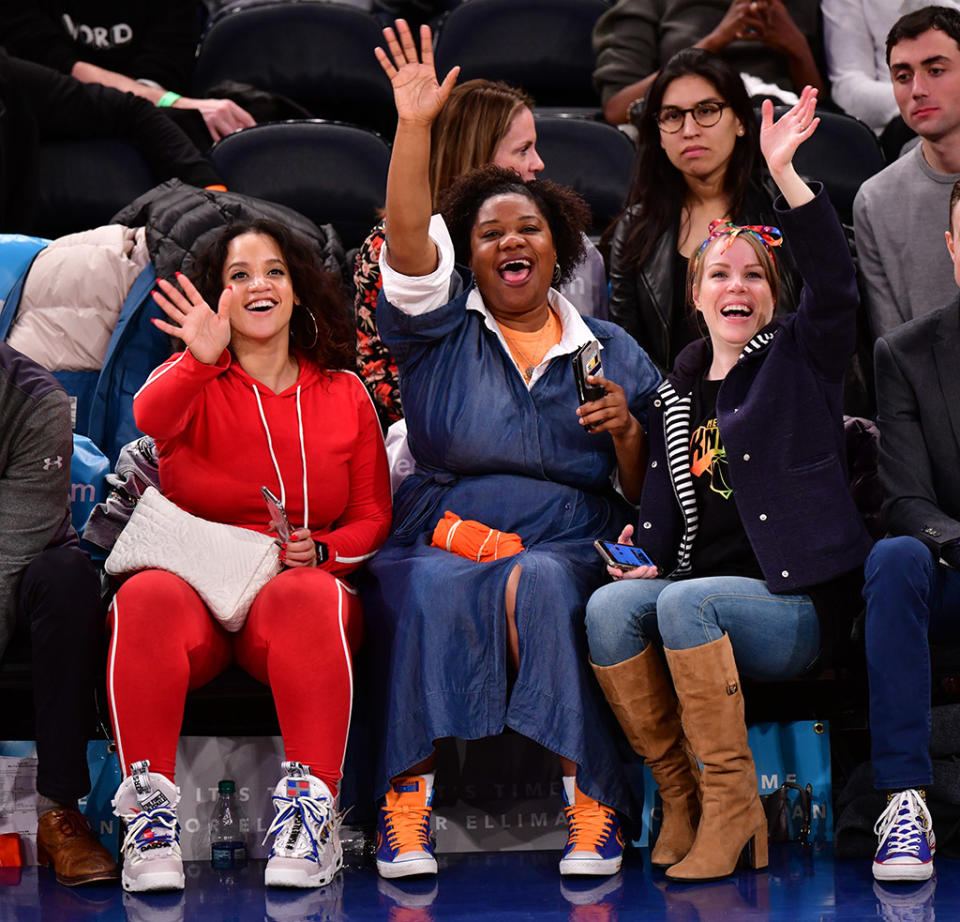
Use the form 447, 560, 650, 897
606, 48, 800, 372
585, 85, 872, 881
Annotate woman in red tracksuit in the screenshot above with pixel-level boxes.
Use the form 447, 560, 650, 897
106, 218, 391, 894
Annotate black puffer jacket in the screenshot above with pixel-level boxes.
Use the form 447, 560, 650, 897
111, 179, 351, 288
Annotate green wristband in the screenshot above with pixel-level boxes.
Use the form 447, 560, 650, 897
156, 91, 181, 108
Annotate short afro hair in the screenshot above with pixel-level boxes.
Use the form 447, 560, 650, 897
438, 165, 590, 285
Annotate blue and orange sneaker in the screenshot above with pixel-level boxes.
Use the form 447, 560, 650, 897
559, 779, 624, 877
375, 774, 438, 879
873, 789, 935, 882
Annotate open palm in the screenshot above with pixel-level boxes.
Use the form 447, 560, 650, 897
760, 85, 819, 175
375, 20, 458, 125
151, 273, 236, 365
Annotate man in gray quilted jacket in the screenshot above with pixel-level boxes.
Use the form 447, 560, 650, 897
0, 340, 117, 886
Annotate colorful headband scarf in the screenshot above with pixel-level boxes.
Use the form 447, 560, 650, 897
690, 219, 783, 279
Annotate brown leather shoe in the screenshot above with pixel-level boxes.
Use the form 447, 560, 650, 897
37, 807, 119, 886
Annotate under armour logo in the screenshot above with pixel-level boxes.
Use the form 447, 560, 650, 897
43, 456, 63, 470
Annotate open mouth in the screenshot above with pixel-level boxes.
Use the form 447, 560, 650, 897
720, 304, 753, 319
497, 258, 533, 285
245, 299, 276, 313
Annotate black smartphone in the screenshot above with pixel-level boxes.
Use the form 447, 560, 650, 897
594, 539, 655, 570
572, 340, 605, 406
261, 486, 292, 543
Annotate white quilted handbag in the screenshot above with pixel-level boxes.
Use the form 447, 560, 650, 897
105, 486, 281, 631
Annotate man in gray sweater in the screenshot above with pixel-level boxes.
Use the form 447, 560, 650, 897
0, 341, 117, 886
854, 6, 960, 340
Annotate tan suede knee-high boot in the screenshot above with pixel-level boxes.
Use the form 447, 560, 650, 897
663, 634, 767, 882
592, 646, 701, 867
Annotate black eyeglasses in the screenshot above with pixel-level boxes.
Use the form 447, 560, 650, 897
657, 101, 727, 133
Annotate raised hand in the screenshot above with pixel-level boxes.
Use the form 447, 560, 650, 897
374, 19, 459, 125
151, 273, 236, 365
760, 85, 819, 176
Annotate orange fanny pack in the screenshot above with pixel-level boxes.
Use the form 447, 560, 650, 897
430, 511, 524, 561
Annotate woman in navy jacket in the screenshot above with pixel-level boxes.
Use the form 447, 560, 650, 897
584, 86, 873, 882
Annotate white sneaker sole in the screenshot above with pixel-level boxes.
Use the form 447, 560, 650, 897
122, 868, 185, 892
265, 853, 343, 889
559, 853, 623, 877
376, 854, 438, 879
873, 858, 934, 882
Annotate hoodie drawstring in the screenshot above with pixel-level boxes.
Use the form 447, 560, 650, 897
253, 384, 309, 530
296, 386, 308, 528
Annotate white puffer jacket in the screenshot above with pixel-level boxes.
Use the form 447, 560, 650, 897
7, 224, 149, 372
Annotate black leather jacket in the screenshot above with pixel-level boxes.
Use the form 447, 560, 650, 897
608, 174, 801, 373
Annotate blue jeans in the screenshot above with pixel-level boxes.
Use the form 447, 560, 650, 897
864, 536, 960, 790
585, 575, 821, 680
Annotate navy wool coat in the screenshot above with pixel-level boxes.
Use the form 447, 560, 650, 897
635, 186, 873, 602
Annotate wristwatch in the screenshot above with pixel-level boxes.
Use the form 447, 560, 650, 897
314, 540, 329, 564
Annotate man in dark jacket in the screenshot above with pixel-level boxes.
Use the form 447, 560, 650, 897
861, 179, 960, 883
0, 48, 222, 234
0, 341, 117, 886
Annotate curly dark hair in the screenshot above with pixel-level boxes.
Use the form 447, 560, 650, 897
191, 219, 354, 370
438, 164, 590, 285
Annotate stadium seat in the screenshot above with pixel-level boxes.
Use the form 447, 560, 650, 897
34, 140, 155, 239
434, 0, 608, 109
193, 2, 396, 136
208, 120, 390, 252
534, 115, 635, 235
769, 107, 885, 226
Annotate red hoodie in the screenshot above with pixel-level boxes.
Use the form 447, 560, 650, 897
134, 348, 392, 577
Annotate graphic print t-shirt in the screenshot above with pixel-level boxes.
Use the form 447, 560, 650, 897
688, 374, 763, 579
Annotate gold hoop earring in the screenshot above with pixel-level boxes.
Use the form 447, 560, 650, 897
293, 305, 320, 351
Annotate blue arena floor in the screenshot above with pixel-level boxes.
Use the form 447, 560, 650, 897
0, 845, 947, 921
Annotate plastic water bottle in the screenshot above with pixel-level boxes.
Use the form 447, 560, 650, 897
210, 780, 247, 869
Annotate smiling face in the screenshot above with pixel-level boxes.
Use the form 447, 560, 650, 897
492, 107, 545, 181
221, 232, 298, 347
692, 236, 775, 355
468, 192, 556, 323
658, 74, 743, 186
890, 27, 960, 141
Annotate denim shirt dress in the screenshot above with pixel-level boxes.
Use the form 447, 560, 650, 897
360, 265, 660, 816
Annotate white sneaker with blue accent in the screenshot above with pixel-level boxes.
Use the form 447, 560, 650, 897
264, 761, 342, 888
873, 789, 936, 882
112, 760, 184, 893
